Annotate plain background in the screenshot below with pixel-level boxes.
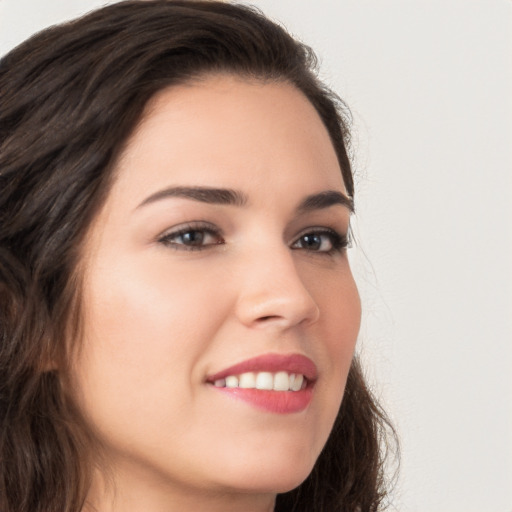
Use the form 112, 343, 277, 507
1, 1, 511, 511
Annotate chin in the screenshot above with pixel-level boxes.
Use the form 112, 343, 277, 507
255, 469, 312, 495
222, 470, 311, 497
213, 447, 317, 495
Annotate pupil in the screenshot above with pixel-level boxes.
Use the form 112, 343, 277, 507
303, 234, 321, 250
183, 231, 203, 245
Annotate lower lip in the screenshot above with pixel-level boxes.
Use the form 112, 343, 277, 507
212, 386, 314, 414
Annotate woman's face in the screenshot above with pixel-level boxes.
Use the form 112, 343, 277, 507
73, 75, 361, 509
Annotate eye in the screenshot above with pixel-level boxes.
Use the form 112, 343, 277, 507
158, 223, 224, 250
292, 228, 349, 254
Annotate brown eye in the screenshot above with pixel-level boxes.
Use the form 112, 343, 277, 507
176, 230, 208, 246
297, 233, 324, 251
158, 224, 224, 250
292, 229, 348, 254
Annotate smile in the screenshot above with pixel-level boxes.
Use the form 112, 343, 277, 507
213, 371, 306, 392
207, 353, 317, 414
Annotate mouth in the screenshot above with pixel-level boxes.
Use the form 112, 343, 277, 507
206, 353, 317, 414
212, 371, 308, 392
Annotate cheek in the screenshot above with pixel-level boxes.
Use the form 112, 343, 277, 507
71, 254, 229, 432
82, 251, 225, 356
310, 262, 361, 362
309, 265, 361, 435
326, 275, 361, 361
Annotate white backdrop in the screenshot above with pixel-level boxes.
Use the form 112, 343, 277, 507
1, 1, 511, 511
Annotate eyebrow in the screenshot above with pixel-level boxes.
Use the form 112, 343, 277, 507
297, 190, 354, 214
136, 186, 353, 213
136, 186, 247, 209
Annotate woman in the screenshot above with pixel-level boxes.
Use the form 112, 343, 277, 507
0, 1, 396, 511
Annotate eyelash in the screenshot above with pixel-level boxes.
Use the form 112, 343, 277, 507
158, 222, 222, 251
291, 228, 350, 254
157, 223, 350, 254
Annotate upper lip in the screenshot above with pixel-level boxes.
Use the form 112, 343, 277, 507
206, 353, 318, 383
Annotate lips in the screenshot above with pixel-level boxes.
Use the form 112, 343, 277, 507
206, 353, 317, 414
207, 353, 318, 382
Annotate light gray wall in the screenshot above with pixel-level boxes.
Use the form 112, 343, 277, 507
1, 1, 511, 511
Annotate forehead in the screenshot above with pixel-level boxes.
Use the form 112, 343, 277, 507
111, 74, 346, 205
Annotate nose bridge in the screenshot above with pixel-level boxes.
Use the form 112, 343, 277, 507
234, 238, 320, 329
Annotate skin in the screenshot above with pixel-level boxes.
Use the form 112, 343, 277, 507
72, 74, 361, 512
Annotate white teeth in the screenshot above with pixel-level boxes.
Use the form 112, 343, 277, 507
291, 374, 303, 391
225, 376, 239, 388
239, 372, 256, 388
256, 372, 274, 390
273, 371, 290, 391
213, 371, 306, 391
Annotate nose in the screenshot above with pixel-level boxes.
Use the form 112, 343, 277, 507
234, 246, 320, 330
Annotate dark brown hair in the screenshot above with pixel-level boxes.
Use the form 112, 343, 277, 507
0, 1, 396, 510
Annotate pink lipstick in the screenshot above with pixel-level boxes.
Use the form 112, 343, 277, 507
206, 353, 317, 414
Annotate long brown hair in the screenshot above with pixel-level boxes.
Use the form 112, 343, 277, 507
0, 2, 397, 510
